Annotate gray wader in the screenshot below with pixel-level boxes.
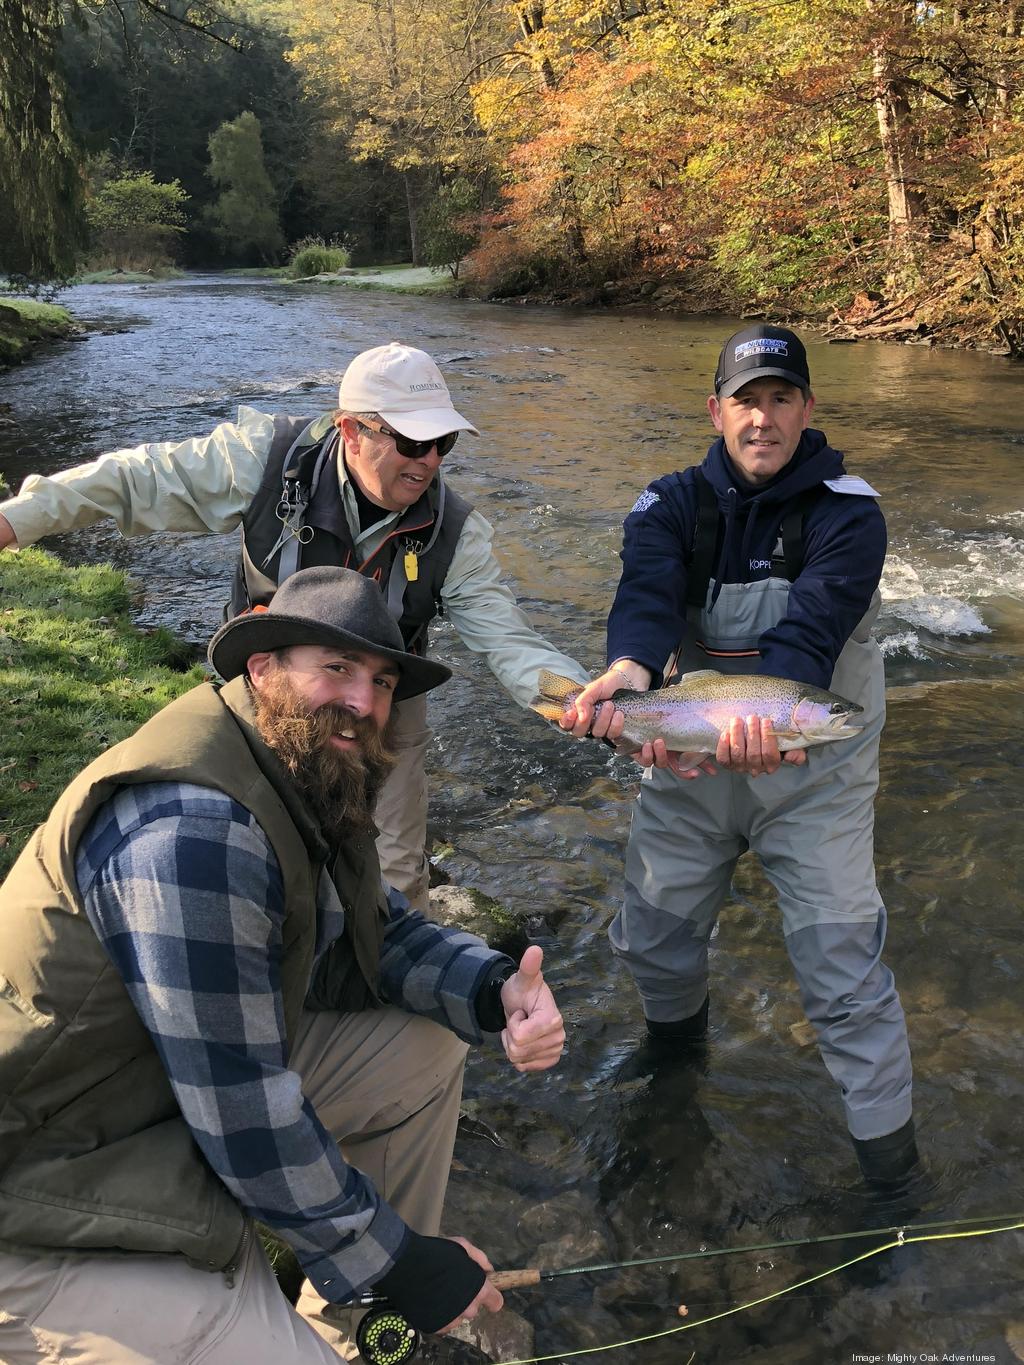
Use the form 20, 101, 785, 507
610, 577, 913, 1140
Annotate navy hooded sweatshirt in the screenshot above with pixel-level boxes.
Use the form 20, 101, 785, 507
606, 429, 886, 691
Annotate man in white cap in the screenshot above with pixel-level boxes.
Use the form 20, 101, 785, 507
0, 343, 588, 907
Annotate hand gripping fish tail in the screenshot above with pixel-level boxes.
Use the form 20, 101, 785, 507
529, 669, 585, 722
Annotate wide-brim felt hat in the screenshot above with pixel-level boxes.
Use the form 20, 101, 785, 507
208, 566, 452, 701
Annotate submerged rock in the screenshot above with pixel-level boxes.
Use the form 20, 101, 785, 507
448, 1306, 534, 1362
428, 884, 528, 956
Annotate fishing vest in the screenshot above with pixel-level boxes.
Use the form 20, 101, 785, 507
230, 416, 472, 653
0, 677, 387, 1268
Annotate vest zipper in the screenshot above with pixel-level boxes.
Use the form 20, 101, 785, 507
223, 1219, 254, 1288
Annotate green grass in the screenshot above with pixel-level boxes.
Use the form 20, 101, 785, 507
0, 549, 206, 878
0, 299, 76, 365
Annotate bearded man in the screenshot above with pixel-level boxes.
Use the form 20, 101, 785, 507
0, 566, 565, 1365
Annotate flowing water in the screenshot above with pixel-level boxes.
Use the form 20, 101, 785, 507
2, 277, 1023, 1363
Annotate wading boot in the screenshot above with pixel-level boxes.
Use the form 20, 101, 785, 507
851, 1117, 921, 1194
645, 996, 710, 1049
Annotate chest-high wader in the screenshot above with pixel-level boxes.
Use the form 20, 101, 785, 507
229, 416, 470, 653
675, 468, 882, 719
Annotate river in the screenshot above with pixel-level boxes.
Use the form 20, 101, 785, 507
2, 276, 1023, 1363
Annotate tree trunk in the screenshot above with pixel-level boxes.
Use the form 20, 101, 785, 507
995, 0, 1019, 126
515, 1, 588, 269
404, 172, 420, 266
868, 1, 926, 279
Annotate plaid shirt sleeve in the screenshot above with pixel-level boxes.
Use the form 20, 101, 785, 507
378, 884, 513, 1044
74, 780, 408, 1302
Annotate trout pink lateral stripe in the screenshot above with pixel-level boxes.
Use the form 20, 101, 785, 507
531, 669, 864, 760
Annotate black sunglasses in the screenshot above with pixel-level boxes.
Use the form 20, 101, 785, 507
358, 418, 460, 460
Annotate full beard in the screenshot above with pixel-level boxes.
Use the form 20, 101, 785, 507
251, 671, 398, 841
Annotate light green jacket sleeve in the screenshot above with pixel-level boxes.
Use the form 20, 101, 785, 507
441, 509, 591, 709
0, 406, 276, 547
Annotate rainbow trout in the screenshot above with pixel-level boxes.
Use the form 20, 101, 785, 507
531, 669, 864, 762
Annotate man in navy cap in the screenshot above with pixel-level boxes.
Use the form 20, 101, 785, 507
562, 325, 918, 1190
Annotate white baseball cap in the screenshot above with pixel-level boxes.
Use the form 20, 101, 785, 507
338, 342, 479, 441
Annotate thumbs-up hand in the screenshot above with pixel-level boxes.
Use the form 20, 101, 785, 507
499, 945, 565, 1073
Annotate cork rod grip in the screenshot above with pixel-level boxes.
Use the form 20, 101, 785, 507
489, 1268, 542, 1290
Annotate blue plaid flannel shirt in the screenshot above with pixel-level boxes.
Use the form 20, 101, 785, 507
75, 781, 508, 1301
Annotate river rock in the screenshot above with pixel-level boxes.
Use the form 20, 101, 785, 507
447, 1306, 534, 1362
517, 1191, 607, 1255
788, 1018, 817, 1048
535, 1226, 611, 1270
428, 884, 528, 955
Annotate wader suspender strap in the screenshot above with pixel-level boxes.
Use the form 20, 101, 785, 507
685, 469, 819, 607
384, 479, 448, 643
264, 429, 340, 582
685, 472, 723, 608
775, 489, 821, 579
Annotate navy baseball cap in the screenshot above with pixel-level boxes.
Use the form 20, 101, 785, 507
714, 325, 810, 398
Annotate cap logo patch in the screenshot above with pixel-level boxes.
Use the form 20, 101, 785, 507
735, 338, 788, 361
408, 381, 444, 392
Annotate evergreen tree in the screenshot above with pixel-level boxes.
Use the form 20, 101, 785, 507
205, 111, 285, 261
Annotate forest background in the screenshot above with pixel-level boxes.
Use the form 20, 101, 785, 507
2, 0, 1023, 352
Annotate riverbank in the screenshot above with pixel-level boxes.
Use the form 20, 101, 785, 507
289, 263, 456, 295
75, 268, 187, 285
0, 548, 203, 877
475, 270, 1021, 356
0, 299, 79, 367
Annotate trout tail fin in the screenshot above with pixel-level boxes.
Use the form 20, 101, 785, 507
529, 670, 582, 722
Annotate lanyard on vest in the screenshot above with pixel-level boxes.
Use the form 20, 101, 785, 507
263, 429, 340, 582
383, 478, 447, 623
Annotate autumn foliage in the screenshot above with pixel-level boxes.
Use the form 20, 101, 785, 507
456, 0, 1024, 350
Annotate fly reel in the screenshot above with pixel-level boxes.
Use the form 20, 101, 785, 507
355, 1303, 419, 1365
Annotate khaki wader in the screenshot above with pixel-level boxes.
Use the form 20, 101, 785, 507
0, 1008, 467, 1363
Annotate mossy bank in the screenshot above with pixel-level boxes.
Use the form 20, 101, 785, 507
0, 549, 205, 878
0, 300, 79, 367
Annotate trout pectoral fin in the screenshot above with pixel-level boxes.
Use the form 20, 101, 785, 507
674, 751, 710, 769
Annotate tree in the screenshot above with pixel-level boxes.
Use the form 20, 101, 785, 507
0, 0, 85, 282
85, 171, 189, 270
420, 178, 482, 277
205, 110, 285, 261
286, 0, 512, 261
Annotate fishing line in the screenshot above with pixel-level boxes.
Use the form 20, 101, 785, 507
492, 1218, 1024, 1365
497, 1209, 1024, 1282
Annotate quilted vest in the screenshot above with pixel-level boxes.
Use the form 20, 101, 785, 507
0, 676, 385, 1267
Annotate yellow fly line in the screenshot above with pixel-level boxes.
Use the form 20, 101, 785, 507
494, 1219, 1024, 1365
